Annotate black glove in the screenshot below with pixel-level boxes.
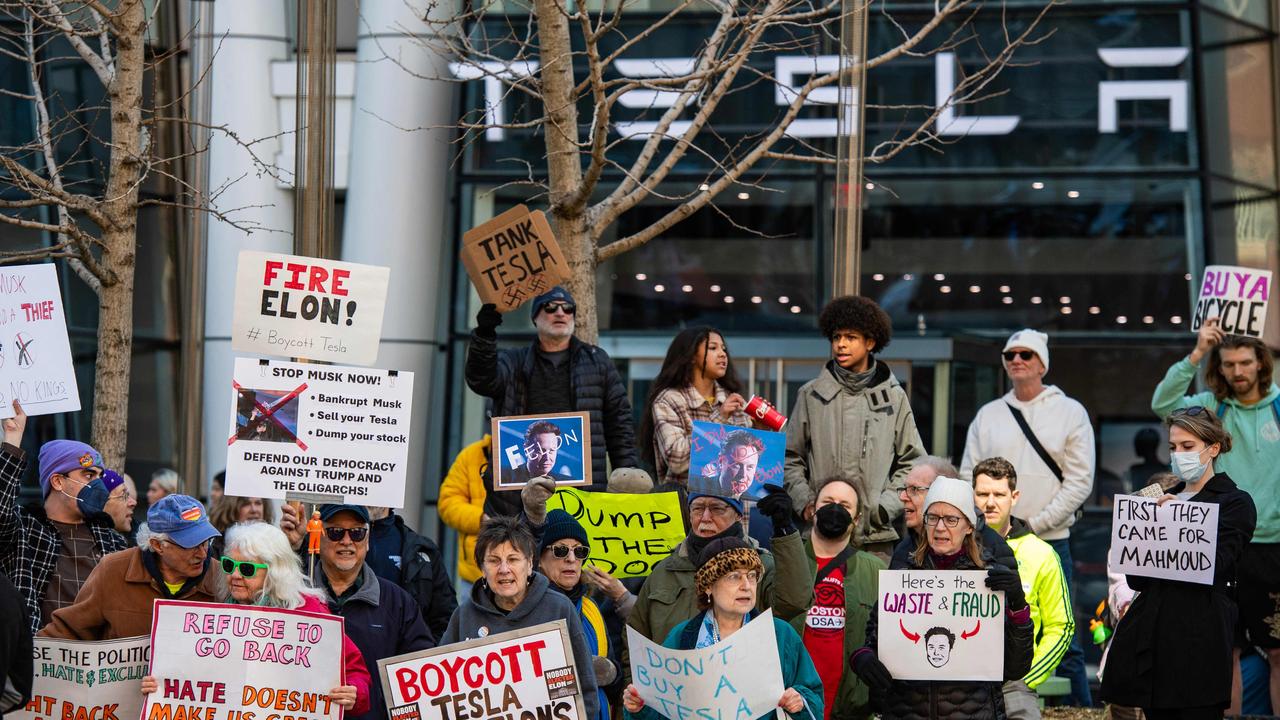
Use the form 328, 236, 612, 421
850, 649, 893, 693
985, 565, 1027, 610
475, 303, 503, 339
756, 484, 795, 537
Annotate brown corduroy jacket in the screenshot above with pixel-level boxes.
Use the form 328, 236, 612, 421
38, 546, 219, 640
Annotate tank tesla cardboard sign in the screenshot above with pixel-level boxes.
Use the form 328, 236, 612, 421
1192, 265, 1272, 339
461, 205, 570, 312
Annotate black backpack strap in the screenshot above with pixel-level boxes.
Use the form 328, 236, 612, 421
1005, 402, 1065, 483
815, 545, 856, 584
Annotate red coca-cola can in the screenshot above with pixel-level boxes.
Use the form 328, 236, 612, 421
745, 395, 788, 431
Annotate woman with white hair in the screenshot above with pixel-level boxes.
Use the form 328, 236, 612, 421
147, 468, 180, 505
140, 522, 373, 714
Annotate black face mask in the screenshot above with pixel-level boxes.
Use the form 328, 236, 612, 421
686, 522, 744, 560
814, 503, 853, 539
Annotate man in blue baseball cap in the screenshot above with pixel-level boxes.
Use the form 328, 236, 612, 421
0, 401, 129, 636
466, 286, 639, 499
41, 494, 220, 640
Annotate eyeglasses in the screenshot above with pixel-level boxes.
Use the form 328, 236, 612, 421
924, 513, 966, 529
902, 484, 930, 497
1002, 350, 1036, 362
550, 544, 589, 560
1171, 406, 1208, 417
220, 556, 269, 578
541, 302, 576, 315
722, 570, 760, 585
161, 539, 213, 552
689, 502, 734, 518
323, 526, 369, 543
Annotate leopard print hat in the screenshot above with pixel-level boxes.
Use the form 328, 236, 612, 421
694, 537, 764, 609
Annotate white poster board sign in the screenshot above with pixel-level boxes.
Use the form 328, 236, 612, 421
144, 601, 344, 720
379, 620, 587, 720
1111, 495, 1219, 585
224, 357, 413, 507
1192, 265, 1272, 339
13, 636, 149, 720
0, 264, 79, 418
877, 570, 1005, 682
626, 610, 785, 719
232, 251, 390, 365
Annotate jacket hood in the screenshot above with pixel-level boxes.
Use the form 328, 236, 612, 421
811, 360, 898, 402
467, 570, 553, 622
1002, 384, 1064, 408
1007, 516, 1031, 540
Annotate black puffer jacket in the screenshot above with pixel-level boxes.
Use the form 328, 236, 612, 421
863, 544, 1034, 719
466, 332, 638, 491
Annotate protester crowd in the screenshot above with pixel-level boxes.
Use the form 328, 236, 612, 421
1, 287, 1277, 720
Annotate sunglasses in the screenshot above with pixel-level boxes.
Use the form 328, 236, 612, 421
541, 302, 576, 315
1171, 406, 1208, 417
550, 544, 589, 560
324, 526, 369, 543
220, 556, 269, 578
1002, 350, 1036, 362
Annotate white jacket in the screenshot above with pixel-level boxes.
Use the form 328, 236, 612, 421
960, 385, 1095, 540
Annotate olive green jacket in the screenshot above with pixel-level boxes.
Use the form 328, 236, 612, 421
789, 540, 886, 720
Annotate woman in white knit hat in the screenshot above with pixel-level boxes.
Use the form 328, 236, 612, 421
849, 477, 1036, 719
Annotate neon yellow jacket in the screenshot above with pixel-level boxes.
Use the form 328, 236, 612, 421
1006, 518, 1074, 688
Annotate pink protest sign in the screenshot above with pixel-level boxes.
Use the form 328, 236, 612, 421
144, 600, 345, 720
1192, 265, 1272, 339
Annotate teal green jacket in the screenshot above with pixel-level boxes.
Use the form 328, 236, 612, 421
1151, 357, 1280, 542
627, 613, 824, 720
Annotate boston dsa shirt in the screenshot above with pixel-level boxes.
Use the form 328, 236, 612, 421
803, 557, 846, 719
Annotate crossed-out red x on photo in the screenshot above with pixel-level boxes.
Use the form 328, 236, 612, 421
227, 380, 309, 450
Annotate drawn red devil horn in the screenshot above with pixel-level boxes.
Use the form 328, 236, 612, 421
899, 619, 920, 643
961, 620, 981, 640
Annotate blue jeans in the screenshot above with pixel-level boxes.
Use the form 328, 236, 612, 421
1046, 537, 1093, 707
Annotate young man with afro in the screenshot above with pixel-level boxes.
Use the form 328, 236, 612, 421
783, 295, 925, 557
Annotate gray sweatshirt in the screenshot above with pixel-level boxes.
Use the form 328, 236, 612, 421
441, 573, 600, 719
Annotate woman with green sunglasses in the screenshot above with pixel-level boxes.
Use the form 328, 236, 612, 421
140, 522, 374, 715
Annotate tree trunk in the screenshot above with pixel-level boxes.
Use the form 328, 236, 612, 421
90, 0, 146, 468
532, 0, 598, 343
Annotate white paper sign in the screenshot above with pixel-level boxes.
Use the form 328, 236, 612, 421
224, 357, 414, 507
0, 264, 79, 418
232, 251, 390, 365
877, 570, 1005, 682
1111, 495, 1219, 585
626, 610, 785, 719
380, 620, 586, 720
1191, 264, 1272, 339
13, 636, 149, 720
144, 601, 344, 720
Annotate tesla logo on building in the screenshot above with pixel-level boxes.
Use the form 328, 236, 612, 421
450, 47, 1188, 140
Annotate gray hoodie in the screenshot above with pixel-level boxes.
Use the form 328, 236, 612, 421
441, 572, 599, 719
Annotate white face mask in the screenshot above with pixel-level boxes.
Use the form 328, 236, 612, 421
1169, 447, 1211, 483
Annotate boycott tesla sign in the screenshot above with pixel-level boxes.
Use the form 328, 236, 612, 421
451, 47, 1188, 141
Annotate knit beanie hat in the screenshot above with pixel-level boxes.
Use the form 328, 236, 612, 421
38, 440, 103, 499
1003, 329, 1050, 373
693, 537, 762, 608
688, 491, 744, 516
608, 467, 654, 494
922, 476, 978, 528
538, 509, 590, 555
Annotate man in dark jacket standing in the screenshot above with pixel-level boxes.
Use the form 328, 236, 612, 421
467, 287, 638, 492
311, 505, 434, 720
365, 506, 457, 640
0, 570, 32, 718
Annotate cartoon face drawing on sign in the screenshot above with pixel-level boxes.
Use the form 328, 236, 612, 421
925, 627, 956, 668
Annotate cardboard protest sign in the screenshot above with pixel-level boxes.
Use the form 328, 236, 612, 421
232, 251, 391, 365
0, 264, 79, 419
1192, 265, 1272, 339
1111, 495, 1219, 585
492, 412, 591, 489
144, 601, 344, 720
14, 636, 149, 720
461, 205, 570, 312
689, 421, 785, 501
547, 488, 684, 578
877, 570, 1006, 682
224, 357, 414, 506
379, 620, 587, 720
626, 610, 785, 719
